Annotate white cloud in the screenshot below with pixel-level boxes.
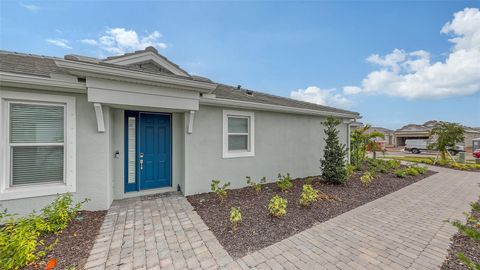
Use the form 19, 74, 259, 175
82, 28, 167, 55
80, 39, 98, 45
349, 8, 480, 99
343, 86, 362, 95
290, 86, 353, 108
20, 3, 39, 12
46, 38, 72, 49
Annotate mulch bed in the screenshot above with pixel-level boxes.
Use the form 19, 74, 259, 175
441, 199, 480, 270
23, 210, 106, 270
188, 168, 436, 257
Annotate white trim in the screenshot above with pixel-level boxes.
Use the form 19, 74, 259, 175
0, 91, 76, 200
187, 110, 195, 134
93, 103, 105, 132
201, 96, 359, 119
0, 71, 86, 93
55, 59, 217, 93
222, 110, 255, 159
103, 51, 190, 77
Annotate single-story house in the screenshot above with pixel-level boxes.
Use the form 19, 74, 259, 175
394, 120, 480, 151
0, 47, 360, 215
365, 127, 395, 148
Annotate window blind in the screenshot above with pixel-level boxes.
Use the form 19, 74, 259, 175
9, 103, 65, 186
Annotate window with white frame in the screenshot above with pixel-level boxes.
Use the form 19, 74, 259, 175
223, 110, 254, 158
0, 91, 76, 200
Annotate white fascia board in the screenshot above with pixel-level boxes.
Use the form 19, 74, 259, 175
200, 97, 360, 119
104, 51, 189, 77
55, 59, 216, 93
0, 71, 87, 93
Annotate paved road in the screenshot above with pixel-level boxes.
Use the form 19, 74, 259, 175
85, 166, 480, 270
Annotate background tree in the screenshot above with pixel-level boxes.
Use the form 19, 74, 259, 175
428, 122, 465, 161
350, 124, 385, 167
320, 117, 348, 184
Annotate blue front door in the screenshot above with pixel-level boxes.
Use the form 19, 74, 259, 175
139, 113, 171, 189
124, 111, 171, 192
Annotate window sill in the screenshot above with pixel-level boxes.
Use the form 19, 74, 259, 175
222, 151, 255, 159
0, 182, 75, 201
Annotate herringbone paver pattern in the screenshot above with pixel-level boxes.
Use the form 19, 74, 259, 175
85, 167, 479, 270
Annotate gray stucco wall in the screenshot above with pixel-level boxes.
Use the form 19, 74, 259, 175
184, 105, 348, 195
0, 87, 114, 215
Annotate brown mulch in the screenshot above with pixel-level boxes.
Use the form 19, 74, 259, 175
23, 210, 106, 270
441, 199, 480, 270
188, 169, 436, 258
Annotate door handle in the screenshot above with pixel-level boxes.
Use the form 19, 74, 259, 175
140, 159, 144, 170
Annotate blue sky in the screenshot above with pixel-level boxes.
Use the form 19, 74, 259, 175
1, 1, 479, 129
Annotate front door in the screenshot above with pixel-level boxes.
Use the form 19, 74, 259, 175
125, 111, 171, 192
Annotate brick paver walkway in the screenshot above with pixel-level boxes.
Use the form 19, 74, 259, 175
85, 167, 479, 270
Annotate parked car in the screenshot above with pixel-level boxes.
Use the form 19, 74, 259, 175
404, 139, 465, 155
473, 149, 480, 159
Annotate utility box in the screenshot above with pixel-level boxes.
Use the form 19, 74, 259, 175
458, 152, 466, 164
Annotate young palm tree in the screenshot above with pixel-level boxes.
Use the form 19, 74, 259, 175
350, 125, 385, 166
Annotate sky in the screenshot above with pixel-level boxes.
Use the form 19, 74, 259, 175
0, 1, 479, 130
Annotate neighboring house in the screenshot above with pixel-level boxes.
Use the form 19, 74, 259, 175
365, 127, 395, 148
0, 47, 360, 215
394, 120, 480, 151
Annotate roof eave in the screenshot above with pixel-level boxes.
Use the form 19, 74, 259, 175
0, 71, 87, 93
55, 59, 217, 93
200, 96, 360, 119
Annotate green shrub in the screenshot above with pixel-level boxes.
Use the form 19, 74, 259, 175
211, 180, 230, 202
320, 117, 348, 184
346, 164, 357, 178
405, 167, 419, 176
246, 176, 266, 193
449, 200, 480, 270
0, 214, 46, 270
276, 173, 293, 192
387, 159, 401, 169
299, 184, 319, 207
411, 165, 428, 174
268, 195, 287, 217
0, 193, 87, 270
41, 193, 89, 233
229, 207, 242, 231
394, 169, 407, 178
360, 171, 375, 185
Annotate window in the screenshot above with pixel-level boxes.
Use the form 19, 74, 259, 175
0, 91, 76, 200
223, 110, 254, 158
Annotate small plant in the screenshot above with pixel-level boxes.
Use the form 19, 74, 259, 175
276, 173, 293, 192
394, 169, 407, 178
456, 253, 480, 270
41, 193, 89, 233
411, 165, 428, 174
229, 207, 242, 231
0, 194, 88, 270
211, 180, 231, 202
448, 200, 480, 270
387, 159, 401, 169
299, 184, 319, 207
246, 176, 266, 193
360, 171, 375, 185
346, 164, 357, 178
268, 195, 287, 217
405, 167, 419, 176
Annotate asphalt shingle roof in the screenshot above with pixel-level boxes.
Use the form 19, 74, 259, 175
0, 50, 359, 116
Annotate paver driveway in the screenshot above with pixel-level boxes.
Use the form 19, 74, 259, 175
85, 167, 479, 270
